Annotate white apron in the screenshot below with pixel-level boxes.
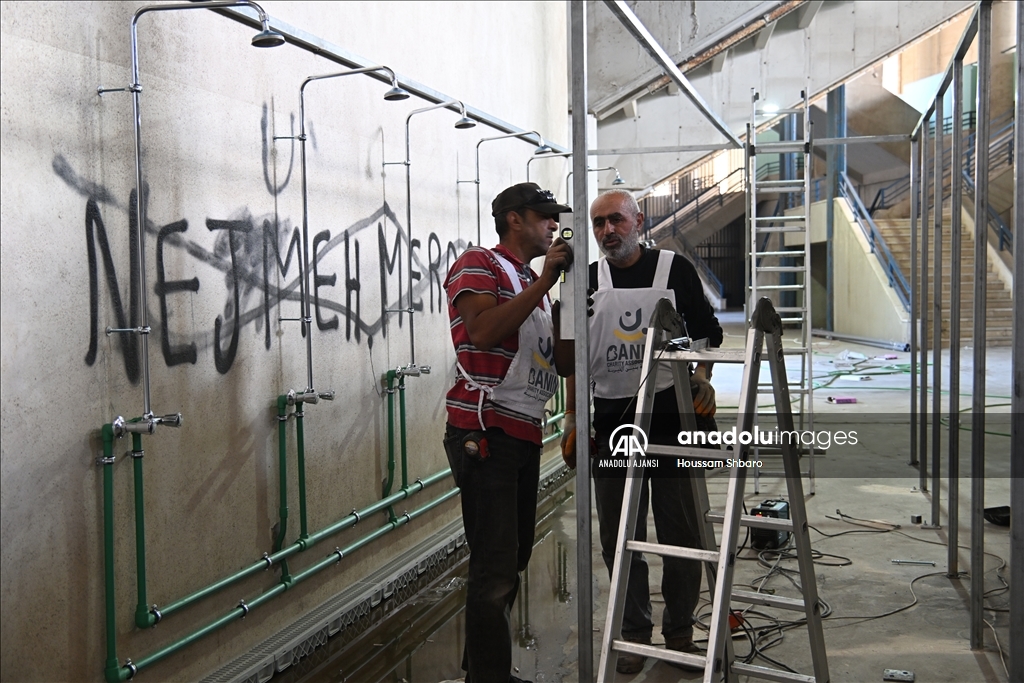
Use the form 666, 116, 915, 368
589, 249, 677, 399
456, 252, 558, 429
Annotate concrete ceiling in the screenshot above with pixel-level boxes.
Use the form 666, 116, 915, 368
587, 0, 975, 191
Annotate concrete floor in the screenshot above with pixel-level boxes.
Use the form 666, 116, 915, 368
295, 313, 1014, 683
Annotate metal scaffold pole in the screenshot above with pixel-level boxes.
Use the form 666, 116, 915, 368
1010, 1, 1023, 678
969, 0, 991, 651
569, 2, 593, 680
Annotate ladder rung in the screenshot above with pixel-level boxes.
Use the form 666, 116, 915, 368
780, 317, 806, 324
754, 214, 805, 222
774, 306, 806, 313
706, 512, 795, 532
624, 540, 721, 563
658, 348, 748, 364
755, 225, 806, 233
732, 662, 816, 683
732, 589, 806, 612
757, 386, 811, 393
611, 640, 706, 670
783, 347, 809, 354
755, 250, 805, 258
757, 180, 806, 191
754, 141, 806, 154
753, 284, 804, 291
756, 266, 806, 273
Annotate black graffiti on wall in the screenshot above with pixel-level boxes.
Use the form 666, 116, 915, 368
55, 155, 472, 377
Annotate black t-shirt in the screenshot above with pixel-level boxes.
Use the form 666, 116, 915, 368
588, 247, 723, 438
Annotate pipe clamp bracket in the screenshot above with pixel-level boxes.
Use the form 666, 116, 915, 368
150, 605, 162, 624
130, 449, 144, 459
334, 547, 344, 562
402, 512, 412, 523
124, 659, 138, 680
96, 455, 116, 466
238, 599, 249, 618
129, 83, 142, 93
351, 509, 360, 523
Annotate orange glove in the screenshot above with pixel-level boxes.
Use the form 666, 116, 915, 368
560, 411, 577, 469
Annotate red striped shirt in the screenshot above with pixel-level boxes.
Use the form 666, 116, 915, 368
443, 245, 546, 444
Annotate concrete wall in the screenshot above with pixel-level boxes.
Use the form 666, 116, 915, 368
0, 2, 567, 681
831, 200, 912, 343
785, 199, 909, 341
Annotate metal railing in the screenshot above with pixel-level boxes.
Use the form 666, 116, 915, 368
868, 109, 1014, 253
962, 169, 1013, 251
840, 172, 911, 310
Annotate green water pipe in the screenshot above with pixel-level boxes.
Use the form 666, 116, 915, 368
399, 373, 409, 489
101, 424, 121, 683
274, 395, 291, 583
106, 485, 458, 682
153, 467, 450, 620
131, 433, 157, 629
543, 379, 568, 446
295, 405, 309, 541
382, 371, 397, 499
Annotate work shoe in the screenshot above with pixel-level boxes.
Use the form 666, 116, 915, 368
665, 634, 704, 671
616, 633, 651, 674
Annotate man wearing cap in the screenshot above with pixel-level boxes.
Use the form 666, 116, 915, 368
562, 188, 723, 674
443, 182, 573, 683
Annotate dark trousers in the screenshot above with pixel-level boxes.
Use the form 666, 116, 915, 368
444, 424, 540, 683
593, 430, 703, 640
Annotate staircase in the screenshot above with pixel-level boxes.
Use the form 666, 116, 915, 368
876, 211, 1014, 347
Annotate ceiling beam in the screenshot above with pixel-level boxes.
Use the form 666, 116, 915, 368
590, 0, 803, 119
711, 49, 729, 73
602, 0, 742, 148
754, 19, 777, 50
797, 0, 824, 29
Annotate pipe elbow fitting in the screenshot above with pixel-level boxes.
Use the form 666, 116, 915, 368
135, 605, 157, 629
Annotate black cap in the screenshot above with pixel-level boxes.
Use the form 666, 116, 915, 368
491, 182, 572, 218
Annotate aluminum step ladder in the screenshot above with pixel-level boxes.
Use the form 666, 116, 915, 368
747, 88, 816, 493
596, 297, 830, 683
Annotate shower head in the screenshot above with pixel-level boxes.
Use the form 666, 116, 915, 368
612, 170, 626, 185
250, 5, 285, 48
251, 26, 285, 47
384, 85, 411, 101
455, 116, 477, 129
534, 140, 554, 155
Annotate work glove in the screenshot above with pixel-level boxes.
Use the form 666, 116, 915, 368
690, 375, 717, 417
561, 411, 577, 469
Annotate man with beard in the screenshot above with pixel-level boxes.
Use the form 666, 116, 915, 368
561, 188, 722, 674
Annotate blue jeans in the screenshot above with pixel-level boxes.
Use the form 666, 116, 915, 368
593, 430, 703, 640
444, 425, 540, 683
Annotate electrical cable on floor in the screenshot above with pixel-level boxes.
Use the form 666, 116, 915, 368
984, 618, 1010, 678
808, 511, 1011, 677
718, 508, 1010, 674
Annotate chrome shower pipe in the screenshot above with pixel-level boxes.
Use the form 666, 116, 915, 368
297, 65, 403, 393
124, 0, 279, 422
526, 152, 571, 182
386, 99, 475, 365
473, 130, 547, 245
565, 166, 621, 203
